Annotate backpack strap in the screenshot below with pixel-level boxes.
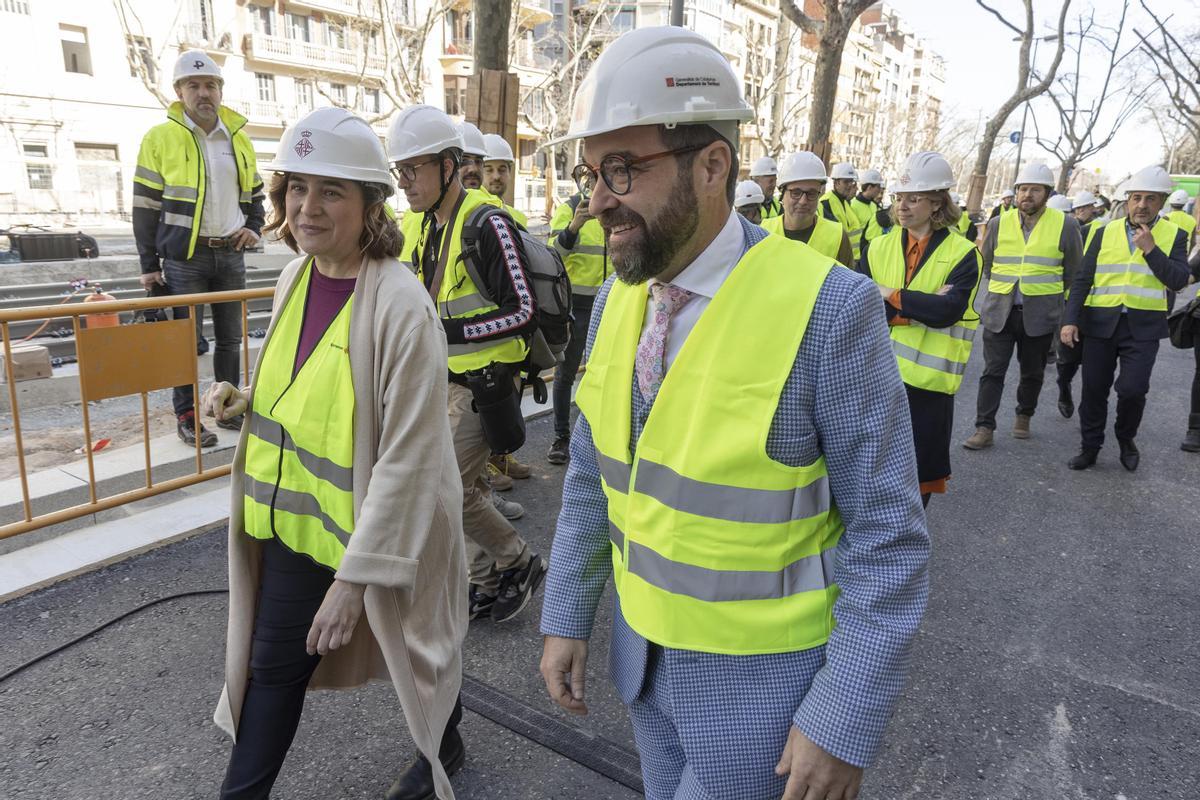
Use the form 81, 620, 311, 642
458, 204, 515, 307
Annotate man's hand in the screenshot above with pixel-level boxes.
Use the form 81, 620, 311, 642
1060, 324, 1080, 348
776, 726, 863, 800
540, 635, 589, 715
230, 227, 261, 252
139, 271, 166, 291
201, 381, 249, 421
306, 580, 365, 656
1132, 223, 1156, 256
567, 202, 593, 234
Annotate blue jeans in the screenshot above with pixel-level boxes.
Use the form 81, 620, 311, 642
552, 293, 595, 439
163, 246, 246, 416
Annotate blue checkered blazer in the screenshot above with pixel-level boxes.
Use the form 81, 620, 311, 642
540, 215, 931, 769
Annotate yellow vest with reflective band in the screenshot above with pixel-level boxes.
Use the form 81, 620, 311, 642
760, 214, 847, 266
414, 190, 530, 373
242, 259, 356, 570
990, 207, 1066, 296
867, 230, 982, 395
549, 201, 609, 294
1084, 218, 1179, 313
821, 191, 863, 261
575, 236, 843, 655
956, 213, 974, 238
852, 197, 886, 245
1166, 210, 1196, 241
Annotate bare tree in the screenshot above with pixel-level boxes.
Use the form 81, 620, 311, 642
964, 0, 1073, 214
1133, 1, 1200, 145
779, 0, 878, 163
741, 15, 811, 158
112, 0, 186, 108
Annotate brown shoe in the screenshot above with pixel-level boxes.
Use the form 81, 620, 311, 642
963, 427, 994, 450
489, 453, 532, 480
486, 461, 513, 492
1013, 414, 1031, 439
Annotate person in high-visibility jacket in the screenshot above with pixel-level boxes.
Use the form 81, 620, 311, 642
953, 192, 977, 240
761, 151, 854, 267
547, 188, 611, 464
481, 132, 528, 228
962, 162, 1083, 450
749, 155, 782, 219
851, 167, 887, 247
1060, 165, 1193, 471
734, 179, 765, 225
821, 162, 866, 260
202, 107, 466, 800
860, 152, 981, 507
539, 27, 930, 800
1164, 188, 1197, 245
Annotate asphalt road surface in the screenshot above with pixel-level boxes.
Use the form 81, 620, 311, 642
2, 336, 1198, 799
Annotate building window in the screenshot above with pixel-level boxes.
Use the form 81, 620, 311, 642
295, 80, 313, 110
60, 24, 92, 75
256, 73, 275, 102
253, 5, 274, 36
443, 75, 467, 116
361, 88, 381, 114
330, 83, 347, 106
23, 142, 52, 190
2, 0, 31, 14
286, 12, 310, 43
327, 22, 347, 50
519, 139, 536, 172
126, 35, 155, 81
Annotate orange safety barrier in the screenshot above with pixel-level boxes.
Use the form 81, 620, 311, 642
1, 288, 275, 540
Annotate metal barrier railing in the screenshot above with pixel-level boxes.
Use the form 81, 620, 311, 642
1, 288, 275, 539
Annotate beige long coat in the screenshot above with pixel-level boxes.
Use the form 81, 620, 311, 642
214, 254, 467, 800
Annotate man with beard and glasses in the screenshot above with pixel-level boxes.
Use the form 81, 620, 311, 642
538, 27, 929, 800
760, 151, 854, 267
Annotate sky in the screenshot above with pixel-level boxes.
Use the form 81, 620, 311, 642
883, 0, 1194, 183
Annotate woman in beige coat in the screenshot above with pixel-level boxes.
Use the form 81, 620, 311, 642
204, 108, 466, 799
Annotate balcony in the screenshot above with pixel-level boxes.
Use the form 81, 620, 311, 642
441, 37, 555, 73
515, 0, 553, 27
286, 0, 382, 17
231, 100, 299, 129
242, 32, 386, 77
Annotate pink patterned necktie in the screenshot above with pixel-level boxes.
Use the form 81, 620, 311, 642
635, 282, 695, 399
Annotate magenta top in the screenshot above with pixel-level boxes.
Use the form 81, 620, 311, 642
293, 264, 356, 377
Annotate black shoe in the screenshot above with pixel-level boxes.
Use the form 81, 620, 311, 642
548, 436, 570, 465
492, 554, 548, 623
215, 413, 244, 431
1057, 389, 1074, 419
469, 585, 495, 620
177, 411, 217, 448
1181, 414, 1200, 453
1067, 448, 1099, 470
386, 730, 465, 800
1117, 439, 1139, 472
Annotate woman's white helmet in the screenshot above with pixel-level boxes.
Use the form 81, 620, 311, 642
263, 107, 392, 191
734, 180, 765, 207
483, 133, 515, 163
777, 151, 828, 186
458, 121, 488, 158
890, 152, 955, 193
386, 104, 464, 164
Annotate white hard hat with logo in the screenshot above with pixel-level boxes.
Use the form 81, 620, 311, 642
483, 133, 515, 163
1047, 194, 1073, 212
263, 107, 393, 190
1168, 188, 1189, 206
387, 105, 464, 163
749, 156, 777, 177
549, 26, 753, 146
1124, 165, 1173, 194
777, 152, 828, 186
735, 180, 765, 207
830, 163, 858, 181
173, 49, 222, 85
1014, 162, 1055, 188
458, 122, 488, 158
1071, 190, 1096, 209
859, 168, 883, 185
890, 151, 955, 193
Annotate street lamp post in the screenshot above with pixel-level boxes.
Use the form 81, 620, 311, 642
1010, 34, 1058, 187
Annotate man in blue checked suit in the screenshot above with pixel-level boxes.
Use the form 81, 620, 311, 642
538, 27, 930, 800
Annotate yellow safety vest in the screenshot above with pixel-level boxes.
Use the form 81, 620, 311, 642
1166, 210, 1196, 241
990, 207, 1066, 296
1085, 218, 1179, 313
762, 196, 783, 219
243, 259, 356, 570
821, 191, 863, 261
867, 230, 981, 395
480, 189, 528, 227
414, 189, 530, 373
956, 212, 974, 239
852, 197, 886, 245
575, 235, 843, 656
549, 200, 609, 294
760, 214, 847, 266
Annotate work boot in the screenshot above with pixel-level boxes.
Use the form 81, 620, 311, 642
962, 427, 994, 450
1117, 438, 1140, 472
177, 411, 217, 448
489, 453, 532, 479
1068, 448, 1099, 470
386, 728, 466, 800
1013, 414, 1032, 439
215, 413, 244, 432
491, 492, 524, 521
486, 461, 513, 492
492, 554, 548, 623
547, 435, 570, 465
1181, 414, 1200, 453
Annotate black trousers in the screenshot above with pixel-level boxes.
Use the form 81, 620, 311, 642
1191, 340, 1200, 416
552, 293, 595, 440
219, 537, 462, 799
974, 306, 1053, 429
1056, 333, 1084, 393
1078, 315, 1160, 450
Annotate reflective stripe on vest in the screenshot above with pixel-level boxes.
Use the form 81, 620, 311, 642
575, 234, 843, 656
759, 214, 846, 265
549, 201, 609, 289
990, 207, 1066, 296
867, 229, 982, 395
1084, 218, 1178, 313
242, 259, 356, 570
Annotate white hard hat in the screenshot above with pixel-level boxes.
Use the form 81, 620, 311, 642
262, 107, 392, 190
458, 122, 488, 158
1014, 162, 1055, 188
1047, 194, 1073, 212
1124, 165, 1173, 194
830, 163, 858, 181
387, 104, 464, 163
734, 180, 765, 207
859, 168, 883, 185
551, 26, 753, 145
891, 151, 955, 193
749, 156, 777, 177
777, 151, 828, 186
173, 49, 222, 85
1000, 188, 1015, 199
1071, 190, 1096, 209
1168, 188, 1189, 206
482, 133, 515, 163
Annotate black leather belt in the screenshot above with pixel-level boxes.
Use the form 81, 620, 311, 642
196, 236, 234, 250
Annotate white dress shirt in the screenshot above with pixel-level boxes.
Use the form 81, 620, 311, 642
183, 113, 246, 238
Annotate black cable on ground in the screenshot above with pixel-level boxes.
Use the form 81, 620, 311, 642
0, 589, 645, 794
